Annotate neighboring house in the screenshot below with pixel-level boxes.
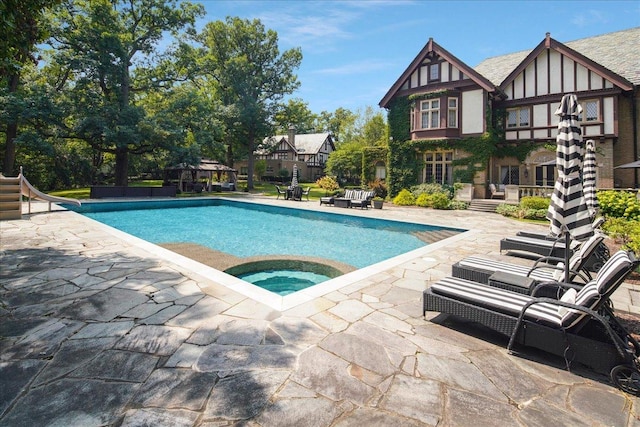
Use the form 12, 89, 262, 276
379, 27, 639, 197
237, 126, 335, 182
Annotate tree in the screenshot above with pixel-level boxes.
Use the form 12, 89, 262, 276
316, 107, 357, 146
1, 0, 60, 175
195, 17, 302, 190
44, 0, 203, 186
274, 98, 318, 134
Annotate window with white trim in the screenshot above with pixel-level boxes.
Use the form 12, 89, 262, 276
578, 100, 599, 122
420, 99, 440, 129
447, 97, 458, 128
506, 107, 530, 128
423, 151, 453, 184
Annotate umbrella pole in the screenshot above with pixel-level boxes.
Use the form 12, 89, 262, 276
564, 230, 571, 284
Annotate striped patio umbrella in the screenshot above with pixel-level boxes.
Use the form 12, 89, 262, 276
583, 139, 600, 218
547, 94, 594, 282
291, 164, 299, 188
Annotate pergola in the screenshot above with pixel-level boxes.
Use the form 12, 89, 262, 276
164, 159, 237, 192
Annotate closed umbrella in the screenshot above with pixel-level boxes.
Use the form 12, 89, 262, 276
583, 139, 599, 218
547, 94, 594, 282
291, 164, 299, 188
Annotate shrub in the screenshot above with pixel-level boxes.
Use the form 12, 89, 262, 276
448, 200, 468, 210
410, 182, 455, 198
603, 217, 640, 254
598, 190, 640, 220
368, 178, 388, 199
520, 196, 550, 210
523, 208, 548, 220
496, 204, 520, 217
393, 189, 416, 206
415, 193, 429, 207
315, 175, 339, 195
430, 192, 451, 209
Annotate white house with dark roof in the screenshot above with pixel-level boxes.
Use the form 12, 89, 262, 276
236, 126, 335, 182
380, 27, 639, 197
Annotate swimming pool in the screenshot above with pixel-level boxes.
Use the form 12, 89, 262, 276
64, 198, 467, 307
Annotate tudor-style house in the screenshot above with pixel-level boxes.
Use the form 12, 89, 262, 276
379, 28, 639, 198
236, 125, 335, 182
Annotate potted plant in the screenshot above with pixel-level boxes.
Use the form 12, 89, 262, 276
372, 196, 384, 209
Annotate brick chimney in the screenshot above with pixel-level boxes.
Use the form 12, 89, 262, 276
288, 124, 296, 148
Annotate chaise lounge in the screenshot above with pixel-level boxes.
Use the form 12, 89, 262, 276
424, 250, 640, 393
452, 233, 603, 294
499, 234, 576, 258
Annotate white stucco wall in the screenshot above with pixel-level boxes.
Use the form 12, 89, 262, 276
462, 89, 484, 134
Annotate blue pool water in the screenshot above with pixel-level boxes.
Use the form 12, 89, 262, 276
66, 198, 462, 270
237, 270, 332, 296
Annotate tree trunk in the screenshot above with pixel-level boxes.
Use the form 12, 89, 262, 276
246, 134, 255, 190
2, 73, 20, 176
226, 144, 233, 168
114, 148, 129, 186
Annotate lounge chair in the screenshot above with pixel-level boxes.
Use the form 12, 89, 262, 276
490, 183, 505, 199
319, 196, 334, 206
452, 232, 603, 294
275, 185, 287, 200
499, 234, 576, 258
424, 250, 640, 393
516, 216, 605, 241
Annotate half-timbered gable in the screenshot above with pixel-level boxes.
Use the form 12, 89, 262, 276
380, 38, 498, 140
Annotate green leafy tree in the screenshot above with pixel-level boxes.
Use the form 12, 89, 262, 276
1, 0, 60, 175
194, 17, 302, 190
316, 107, 357, 146
325, 141, 363, 184
274, 98, 318, 134
44, 0, 203, 186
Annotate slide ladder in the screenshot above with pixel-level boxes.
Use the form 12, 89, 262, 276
0, 168, 80, 220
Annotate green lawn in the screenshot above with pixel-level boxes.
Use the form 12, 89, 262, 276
48, 181, 329, 200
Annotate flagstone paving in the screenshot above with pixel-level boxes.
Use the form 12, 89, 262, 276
1, 196, 639, 426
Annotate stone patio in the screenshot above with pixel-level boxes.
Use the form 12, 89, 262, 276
1, 195, 638, 426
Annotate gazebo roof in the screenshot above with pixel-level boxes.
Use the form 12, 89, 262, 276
166, 158, 236, 172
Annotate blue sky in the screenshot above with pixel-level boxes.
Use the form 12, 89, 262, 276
195, 0, 639, 115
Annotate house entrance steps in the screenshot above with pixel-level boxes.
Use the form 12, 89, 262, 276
468, 198, 504, 213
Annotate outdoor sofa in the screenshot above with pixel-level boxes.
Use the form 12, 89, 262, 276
424, 250, 640, 394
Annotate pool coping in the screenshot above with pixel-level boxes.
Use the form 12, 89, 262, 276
61, 197, 478, 311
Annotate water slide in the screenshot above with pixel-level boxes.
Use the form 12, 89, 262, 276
19, 171, 81, 213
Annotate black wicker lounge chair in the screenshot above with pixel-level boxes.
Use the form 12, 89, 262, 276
452, 233, 603, 293
424, 250, 640, 394
499, 234, 574, 258
516, 217, 605, 241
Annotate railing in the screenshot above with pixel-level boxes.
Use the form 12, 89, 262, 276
519, 185, 554, 198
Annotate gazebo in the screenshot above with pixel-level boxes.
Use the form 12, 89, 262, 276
164, 159, 237, 192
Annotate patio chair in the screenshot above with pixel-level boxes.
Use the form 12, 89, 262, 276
452, 232, 604, 295
275, 185, 287, 200
292, 186, 303, 201
348, 190, 375, 209
424, 250, 640, 393
301, 187, 311, 201
490, 183, 505, 199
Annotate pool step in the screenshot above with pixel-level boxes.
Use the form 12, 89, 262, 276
414, 229, 460, 244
